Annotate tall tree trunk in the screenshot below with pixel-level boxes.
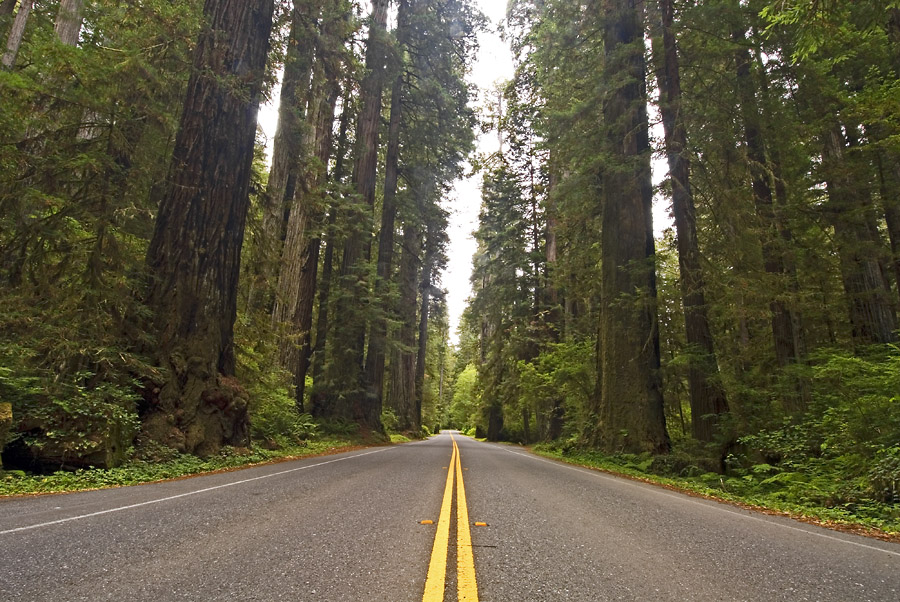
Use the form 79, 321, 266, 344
144, 0, 275, 456
876, 151, 900, 305
363, 73, 402, 409
273, 1, 347, 410
364, 0, 408, 415
2, 0, 33, 70
545, 167, 565, 441
414, 238, 435, 432
289, 73, 341, 409
272, 74, 326, 400
822, 125, 898, 344
263, 0, 318, 246
310, 77, 353, 416
595, 0, 669, 454
54, 0, 84, 46
655, 0, 728, 442
732, 21, 804, 375
327, 0, 389, 429
387, 223, 420, 431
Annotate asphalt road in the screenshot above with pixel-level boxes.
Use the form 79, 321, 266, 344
1, 432, 899, 601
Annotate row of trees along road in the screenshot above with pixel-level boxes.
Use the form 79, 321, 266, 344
0, 0, 478, 467
1, 0, 899, 516
452, 0, 900, 507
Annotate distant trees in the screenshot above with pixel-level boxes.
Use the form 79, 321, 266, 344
0, 0, 478, 466
458, 0, 900, 474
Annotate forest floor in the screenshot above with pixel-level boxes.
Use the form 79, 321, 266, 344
0, 433, 393, 498
532, 446, 900, 543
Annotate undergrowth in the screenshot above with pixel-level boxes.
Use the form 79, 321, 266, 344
533, 443, 900, 535
0, 435, 374, 497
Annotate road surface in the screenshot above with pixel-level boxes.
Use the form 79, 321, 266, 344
1, 432, 898, 600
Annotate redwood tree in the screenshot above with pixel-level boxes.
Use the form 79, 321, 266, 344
595, 0, 669, 454
144, 0, 275, 456
653, 0, 728, 442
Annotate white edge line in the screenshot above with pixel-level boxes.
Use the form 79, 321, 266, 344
1, 448, 390, 536
498, 446, 900, 559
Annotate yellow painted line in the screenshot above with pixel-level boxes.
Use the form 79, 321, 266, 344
423, 441, 456, 601
454, 436, 479, 601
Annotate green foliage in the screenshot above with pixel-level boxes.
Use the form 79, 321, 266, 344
535, 444, 900, 534
449, 364, 480, 429
0, 436, 367, 497
381, 408, 401, 434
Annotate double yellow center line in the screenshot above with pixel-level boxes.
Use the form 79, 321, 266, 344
423, 435, 478, 601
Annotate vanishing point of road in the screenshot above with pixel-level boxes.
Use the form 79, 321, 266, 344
1, 432, 898, 601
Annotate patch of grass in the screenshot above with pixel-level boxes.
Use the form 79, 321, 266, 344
0, 435, 380, 497
532, 444, 900, 540
389, 434, 412, 443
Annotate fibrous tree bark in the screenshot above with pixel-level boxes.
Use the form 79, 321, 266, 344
655, 0, 728, 442
595, 0, 669, 454
144, 0, 275, 456
272, 0, 348, 410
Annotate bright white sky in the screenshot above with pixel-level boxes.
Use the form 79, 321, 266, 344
442, 0, 514, 344
258, 1, 671, 347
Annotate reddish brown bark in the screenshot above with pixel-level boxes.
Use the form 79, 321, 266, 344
595, 0, 669, 454
144, 0, 275, 456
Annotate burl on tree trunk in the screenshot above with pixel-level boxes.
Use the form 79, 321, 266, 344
144, 0, 275, 456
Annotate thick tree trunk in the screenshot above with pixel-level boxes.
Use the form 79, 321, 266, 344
655, 0, 728, 442
364, 0, 408, 413
327, 0, 389, 429
595, 0, 669, 454
2, 0, 33, 70
387, 223, 420, 431
823, 125, 898, 344
273, 2, 346, 410
54, 0, 84, 46
144, 0, 275, 456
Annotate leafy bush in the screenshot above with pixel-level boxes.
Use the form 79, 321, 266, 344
381, 408, 400, 434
